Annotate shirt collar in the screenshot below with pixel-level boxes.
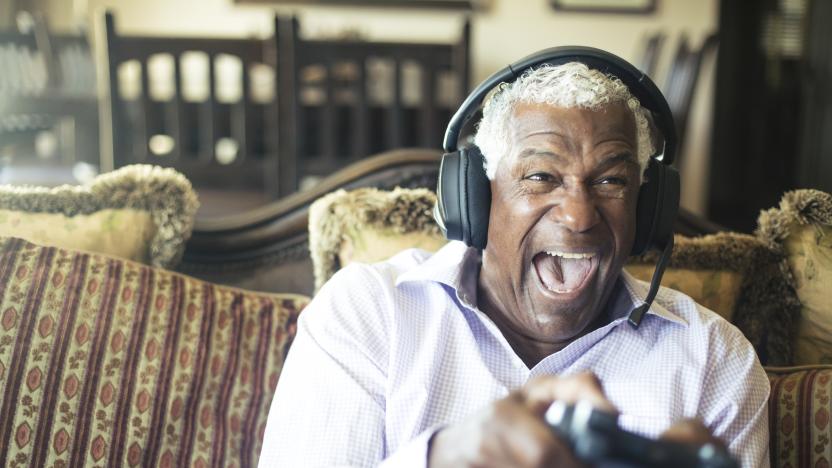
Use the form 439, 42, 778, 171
396, 241, 477, 292
396, 242, 687, 327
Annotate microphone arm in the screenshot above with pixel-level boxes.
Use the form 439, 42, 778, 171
628, 235, 674, 328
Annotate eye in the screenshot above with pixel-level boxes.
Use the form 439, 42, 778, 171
595, 176, 627, 186
525, 172, 555, 182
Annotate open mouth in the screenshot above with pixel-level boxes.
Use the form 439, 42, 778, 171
532, 250, 599, 295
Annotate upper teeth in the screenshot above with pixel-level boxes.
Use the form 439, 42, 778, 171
546, 251, 594, 259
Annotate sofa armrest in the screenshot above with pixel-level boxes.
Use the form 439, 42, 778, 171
766, 365, 832, 468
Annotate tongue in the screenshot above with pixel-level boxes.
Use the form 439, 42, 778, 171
534, 253, 592, 292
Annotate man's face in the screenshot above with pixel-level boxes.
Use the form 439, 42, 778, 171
480, 102, 640, 345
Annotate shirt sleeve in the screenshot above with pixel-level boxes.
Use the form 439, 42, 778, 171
258, 264, 434, 468
700, 322, 771, 468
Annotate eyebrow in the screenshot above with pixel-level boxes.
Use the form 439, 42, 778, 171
596, 152, 638, 170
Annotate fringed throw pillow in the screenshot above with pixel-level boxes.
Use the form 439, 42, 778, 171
0, 165, 199, 269
758, 189, 832, 365
308, 187, 446, 292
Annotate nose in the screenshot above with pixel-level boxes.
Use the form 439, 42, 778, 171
553, 188, 601, 233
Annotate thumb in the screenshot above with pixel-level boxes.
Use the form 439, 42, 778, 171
661, 418, 724, 449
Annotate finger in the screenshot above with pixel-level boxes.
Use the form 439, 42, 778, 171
493, 399, 587, 468
660, 418, 725, 449
550, 372, 616, 413
516, 376, 563, 415
520, 373, 617, 415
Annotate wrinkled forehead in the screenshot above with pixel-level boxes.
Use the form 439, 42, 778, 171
506, 101, 638, 143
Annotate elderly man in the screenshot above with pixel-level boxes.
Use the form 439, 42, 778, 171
259, 51, 770, 468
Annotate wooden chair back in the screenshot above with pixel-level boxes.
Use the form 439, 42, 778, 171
275, 16, 470, 188
97, 11, 293, 200
662, 33, 719, 156
636, 31, 666, 78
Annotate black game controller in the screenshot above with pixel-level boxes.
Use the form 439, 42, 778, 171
544, 400, 739, 468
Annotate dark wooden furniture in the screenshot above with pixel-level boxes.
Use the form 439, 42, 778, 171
99, 12, 469, 214
275, 16, 470, 188
797, 0, 832, 196
550, 0, 656, 14
708, 0, 813, 232
97, 11, 293, 212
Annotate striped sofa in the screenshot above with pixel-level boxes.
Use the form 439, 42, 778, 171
0, 236, 308, 467
767, 366, 832, 468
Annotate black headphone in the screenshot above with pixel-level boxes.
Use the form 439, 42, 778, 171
434, 46, 680, 327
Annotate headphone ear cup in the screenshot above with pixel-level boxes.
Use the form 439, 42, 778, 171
632, 159, 680, 255
434, 147, 491, 249
461, 146, 492, 250
435, 151, 463, 242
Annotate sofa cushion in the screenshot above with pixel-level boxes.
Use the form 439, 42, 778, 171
766, 365, 832, 468
0, 236, 308, 467
627, 232, 800, 366
0, 165, 199, 269
758, 189, 832, 365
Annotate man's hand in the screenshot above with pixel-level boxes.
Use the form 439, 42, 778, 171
428, 372, 615, 468
660, 418, 725, 450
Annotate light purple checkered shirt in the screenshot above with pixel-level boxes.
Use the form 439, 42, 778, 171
260, 241, 770, 468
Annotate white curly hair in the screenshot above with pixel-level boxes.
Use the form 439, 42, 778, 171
473, 62, 655, 180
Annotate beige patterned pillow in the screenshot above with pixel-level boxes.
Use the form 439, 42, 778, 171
758, 189, 832, 365
784, 225, 832, 364
0, 208, 155, 265
625, 266, 743, 321
0, 165, 199, 269
341, 228, 447, 266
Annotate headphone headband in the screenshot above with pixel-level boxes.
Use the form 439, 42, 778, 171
442, 46, 676, 165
